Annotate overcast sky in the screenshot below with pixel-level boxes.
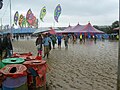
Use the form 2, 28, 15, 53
0, 0, 119, 27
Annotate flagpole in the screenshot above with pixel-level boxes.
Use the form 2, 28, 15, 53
53, 21, 55, 28
10, 0, 12, 34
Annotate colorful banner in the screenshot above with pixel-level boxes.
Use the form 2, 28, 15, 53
14, 5, 62, 27
19, 14, 26, 27
54, 4, 62, 23
40, 6, 46, 22
26, 9, 37, 27
14, 11, 19, 25
19, 14, 24, 27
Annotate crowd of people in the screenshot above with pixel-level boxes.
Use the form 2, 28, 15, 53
35, 33, 100, 59
35, 33, 69, 59
0, 32, 119, 61
13, 34, 33, 40
0, 32, 70, 61
35, 32, 119, 59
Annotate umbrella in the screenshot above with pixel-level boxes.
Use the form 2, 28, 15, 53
113, 27, 119, 31
33, 27, 51, 34
33, 27, 58, 34
42, 32, 49, 34
48, 27, 56, 34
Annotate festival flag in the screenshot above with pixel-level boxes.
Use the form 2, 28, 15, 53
19, 14, 26, 27
40, 6, 46, 22
19, 14, 23, 27
14, 11, 19, 25
54, 4, 61, 23
26, 9, 37, 27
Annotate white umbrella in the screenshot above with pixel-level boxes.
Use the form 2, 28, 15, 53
33, 27, 58, 34
33, 27, 51, 34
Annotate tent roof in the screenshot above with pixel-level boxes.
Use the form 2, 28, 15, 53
3, 28, 36, 34
70, 23, 85, 33
14, 28, 36, 34
56, 23, 104, 34
61, 25, 75, 33
78, 23, 105, 34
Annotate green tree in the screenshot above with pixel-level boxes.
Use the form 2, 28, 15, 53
93, 25, 100, 30
111, 21, 119, 29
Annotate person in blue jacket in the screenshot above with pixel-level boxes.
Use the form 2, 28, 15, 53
42, 33, 52, 59
57, 34, 62, 49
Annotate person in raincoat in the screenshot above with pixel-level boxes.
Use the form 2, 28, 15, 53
35, 34, 43, 56
50, 35, 57, 49
64, 34, 69, 49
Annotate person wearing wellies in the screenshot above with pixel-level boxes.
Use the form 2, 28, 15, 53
2, 33, 13, 58
16, 34, 19, 41
64, 34, 69, 49
50, 35, 57, 49
72, 34, 77, 44
79, 34, 83, 43
42, 33, 52, 59
57, 34, 62, 49
35, 34, 43, 56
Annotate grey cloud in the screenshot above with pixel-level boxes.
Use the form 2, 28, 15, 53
0, 0, 119, 26
60, 0, 118, 16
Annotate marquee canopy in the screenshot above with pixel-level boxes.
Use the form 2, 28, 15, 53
79, 23, 104, 34
56, 22, 105, 34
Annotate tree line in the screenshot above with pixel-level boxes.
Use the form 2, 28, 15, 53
93, 21, 119, 34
